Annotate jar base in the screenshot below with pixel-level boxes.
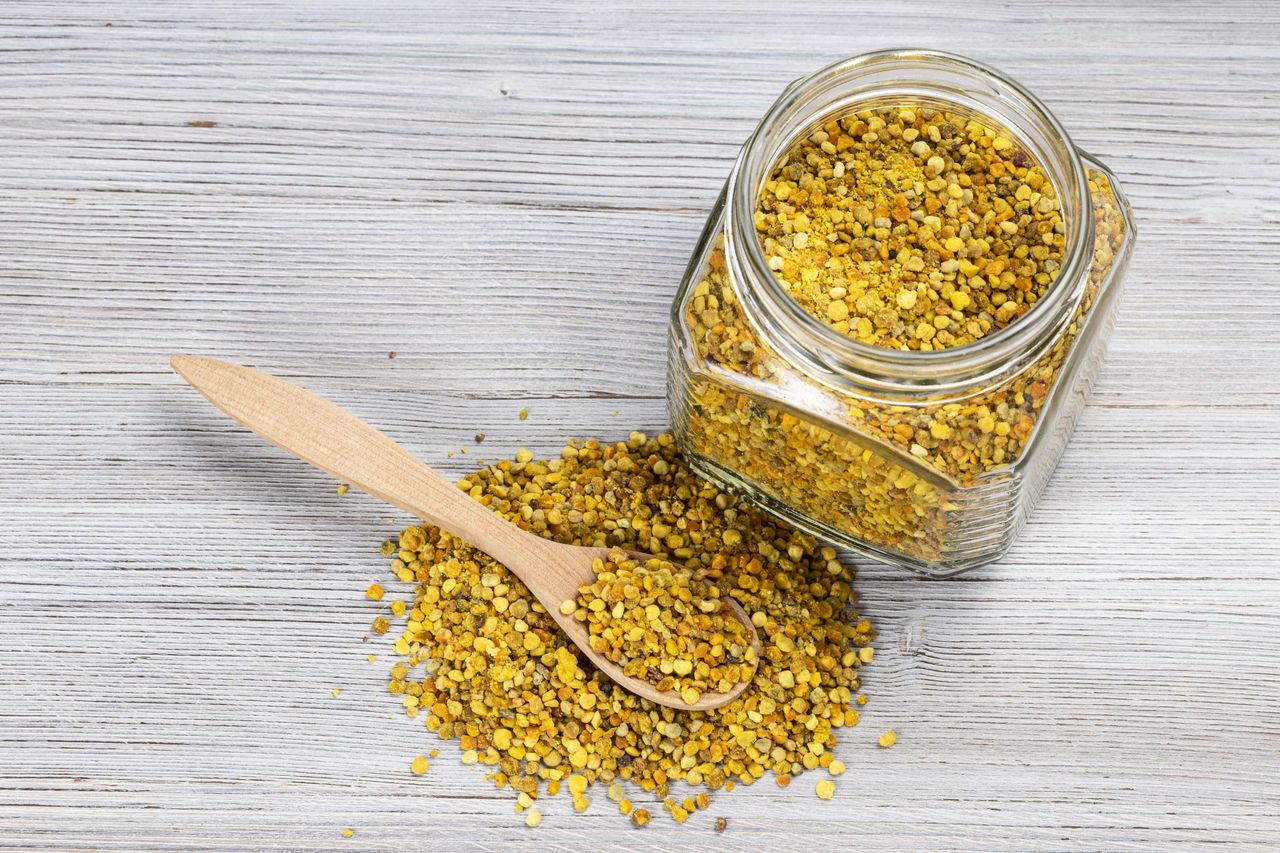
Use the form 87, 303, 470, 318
680, 446, 1011, 578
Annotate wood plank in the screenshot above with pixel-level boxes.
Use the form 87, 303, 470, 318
2, 1, 1278, 849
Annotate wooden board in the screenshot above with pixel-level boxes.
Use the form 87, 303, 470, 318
2, 1, 1278, 849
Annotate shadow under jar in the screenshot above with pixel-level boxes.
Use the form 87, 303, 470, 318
668, 49, 1135, 577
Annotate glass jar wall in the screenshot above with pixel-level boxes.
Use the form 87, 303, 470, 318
667, 50, 1134, 577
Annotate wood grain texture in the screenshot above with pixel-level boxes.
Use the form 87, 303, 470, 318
2, 1, 1278, 850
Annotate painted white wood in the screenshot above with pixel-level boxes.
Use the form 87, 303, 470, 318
1, 1, 1278, 849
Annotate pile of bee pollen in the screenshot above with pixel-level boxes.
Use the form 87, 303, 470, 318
372, 433, 875, 824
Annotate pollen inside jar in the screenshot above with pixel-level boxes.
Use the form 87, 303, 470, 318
756, 106, 1065, 351
668, 56, 1134, 577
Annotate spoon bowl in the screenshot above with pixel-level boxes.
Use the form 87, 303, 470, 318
497, 540, 760, 710
170, 355, 760, 710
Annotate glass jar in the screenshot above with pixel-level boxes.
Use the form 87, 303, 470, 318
667, 49, 1135, 577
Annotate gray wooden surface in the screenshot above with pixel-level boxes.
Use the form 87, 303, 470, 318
2, 2, 1278, 850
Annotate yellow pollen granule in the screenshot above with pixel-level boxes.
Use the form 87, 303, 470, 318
411, 755, 429, 775
879, 730, 897, 748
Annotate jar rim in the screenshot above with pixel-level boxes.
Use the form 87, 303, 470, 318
725, 48, 1095, 399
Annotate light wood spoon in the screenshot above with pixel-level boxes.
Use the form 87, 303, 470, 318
170, 355, 760, 711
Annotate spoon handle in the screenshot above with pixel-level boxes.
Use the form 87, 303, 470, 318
170, 355, 552, 569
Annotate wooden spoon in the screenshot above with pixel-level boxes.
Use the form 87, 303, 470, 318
170, 355, 760, 711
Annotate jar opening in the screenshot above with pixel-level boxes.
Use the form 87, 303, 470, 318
725, 49, 1094, 402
